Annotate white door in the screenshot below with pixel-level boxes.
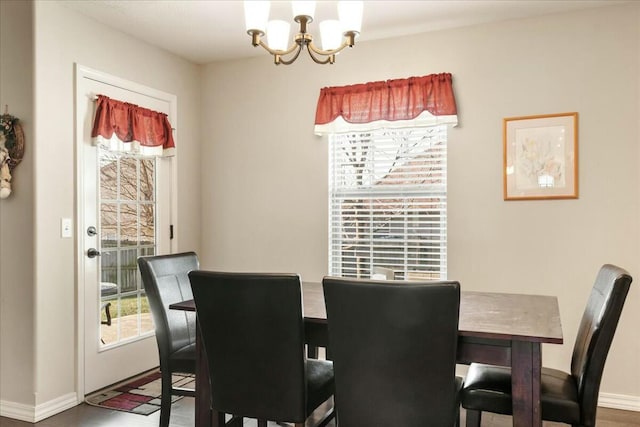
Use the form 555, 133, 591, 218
76, 66, 176, 394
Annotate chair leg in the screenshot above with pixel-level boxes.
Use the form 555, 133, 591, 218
257, 420, 267, 427
159, 370, 172, 427
465, 409, 481, 427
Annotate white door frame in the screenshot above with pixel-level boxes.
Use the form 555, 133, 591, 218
74, 64, 178, 399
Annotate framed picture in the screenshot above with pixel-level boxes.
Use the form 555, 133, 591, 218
503, 112, 578, 200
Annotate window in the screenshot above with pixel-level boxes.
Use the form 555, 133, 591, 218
329, 126, 447, 280
99, 147, 156, 345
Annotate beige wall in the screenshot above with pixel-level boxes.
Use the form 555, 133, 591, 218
1, 0, 639, 419
201, 2, 640, 400
0, 0, 201, 414
30, 0, 202, 406
0, 0, 36, 407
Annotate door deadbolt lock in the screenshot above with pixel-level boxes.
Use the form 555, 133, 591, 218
87, 248, 101, 258
87, 226, 97, 236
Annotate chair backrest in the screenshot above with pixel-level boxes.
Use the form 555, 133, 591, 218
188, 271, 308, 422
570, 264, 632, 425
323, 277, 460, 427
137, 252, 199, 363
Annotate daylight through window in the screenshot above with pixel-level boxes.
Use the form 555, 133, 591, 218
329, 126, 447, 280
99, 147, 156, 345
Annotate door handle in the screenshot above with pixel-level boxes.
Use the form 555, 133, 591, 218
87, 248, 101, 258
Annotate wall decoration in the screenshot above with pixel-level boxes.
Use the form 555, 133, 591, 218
0, 108, 25, 199
503, 112, 578, 200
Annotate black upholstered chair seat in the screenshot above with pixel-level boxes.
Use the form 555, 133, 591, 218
305, 359, 335, 415
461, 264, 632, 427
323, 278, 461, 427
169, 343, 197, 372
189, 271, 335, 427
462, 364, 580, 424
138, 252, 199, 427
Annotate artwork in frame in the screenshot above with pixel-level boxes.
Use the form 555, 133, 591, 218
503, 112, 578, 200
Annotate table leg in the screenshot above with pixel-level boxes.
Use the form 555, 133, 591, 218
511, 341, 542, 427
196, 320, 213, 427
305, 320, 329, 359
212, 410, 225, 427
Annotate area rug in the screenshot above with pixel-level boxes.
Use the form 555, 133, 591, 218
85, 370, 195, 415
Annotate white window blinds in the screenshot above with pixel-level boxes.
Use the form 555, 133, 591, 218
329, 126, 447, 280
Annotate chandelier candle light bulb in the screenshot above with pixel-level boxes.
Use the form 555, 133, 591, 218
267, 20, 291, 51
244, 0, 270, 34
320, 20, 342, 51
244, 0, 363, 65
338, 0, 363, 33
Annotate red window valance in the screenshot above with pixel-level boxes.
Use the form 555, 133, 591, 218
314, 73, 458, 134
91, 95, 175, 155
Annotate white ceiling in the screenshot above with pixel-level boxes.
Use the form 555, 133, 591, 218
58, 0, 624, 65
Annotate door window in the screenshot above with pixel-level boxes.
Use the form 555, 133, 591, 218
99, 147, 156, 346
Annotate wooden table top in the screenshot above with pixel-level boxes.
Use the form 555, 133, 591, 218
301, 282, 562, 344
171, 281, 563, 345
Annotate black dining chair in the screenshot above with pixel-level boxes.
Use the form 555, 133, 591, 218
188, 271, 335, 427
322, 277, 462, 427
461, 264, 632, 427
137, 252, 199, 427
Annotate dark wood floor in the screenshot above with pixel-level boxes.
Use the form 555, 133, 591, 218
1, 398, 639, 427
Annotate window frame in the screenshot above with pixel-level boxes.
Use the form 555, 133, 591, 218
328, 125, 448, 280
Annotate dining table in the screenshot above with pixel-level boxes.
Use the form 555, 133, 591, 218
170, 281, 563, 427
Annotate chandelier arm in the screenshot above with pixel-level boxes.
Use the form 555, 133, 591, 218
246, 13, 359, 65
306, 45, 334, 65
277, 43, 305, 65
307, 40, 350, 57
307, 32, 357, 57
257, 39, 301, 57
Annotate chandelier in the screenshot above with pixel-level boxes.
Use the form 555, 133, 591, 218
244, 1, 363, 65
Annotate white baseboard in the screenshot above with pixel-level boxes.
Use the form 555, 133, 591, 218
0, 399, 34, 422
600, 392, 640, 412
34, 392, 79, 422
0, 392, 79, 423
2, 391, 638, 421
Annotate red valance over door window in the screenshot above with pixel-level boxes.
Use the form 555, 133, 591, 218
91, 95, 175, 156
314, 73, 458, 134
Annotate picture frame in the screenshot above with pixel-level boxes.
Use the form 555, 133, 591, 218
503, 112, 578, 200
